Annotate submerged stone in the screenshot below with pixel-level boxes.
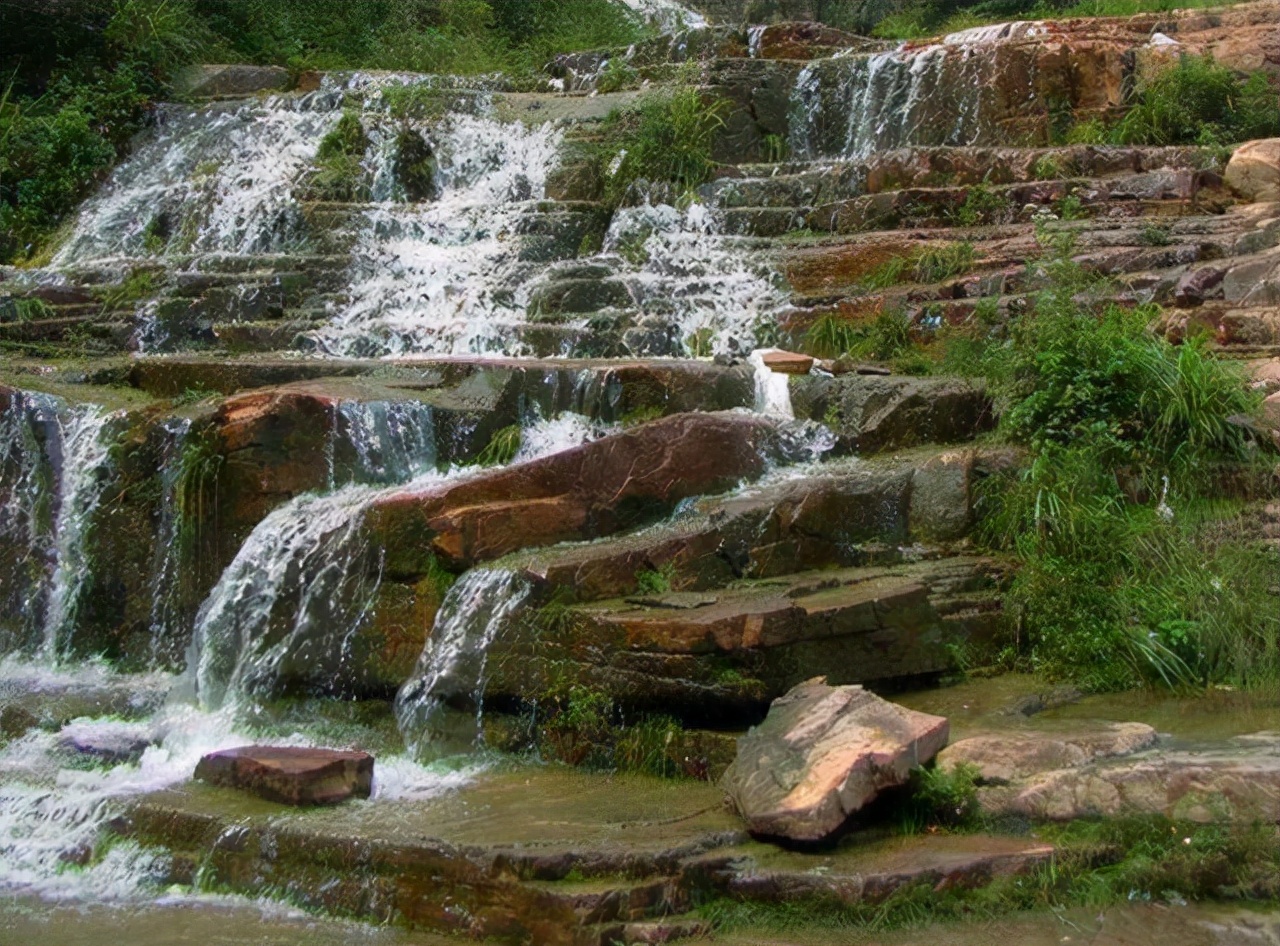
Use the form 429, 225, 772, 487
194, 746, 374, 806
722, 678, 949, 842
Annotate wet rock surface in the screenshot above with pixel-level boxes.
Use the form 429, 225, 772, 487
722, 679, 950, 841
194, 746, 375, 806
937, 722, 1160, 784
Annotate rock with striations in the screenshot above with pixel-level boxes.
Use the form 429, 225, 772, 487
936, 722, 1159, 785
195, 746, 374, 806
722, 678, 950, 842
760, 350, 815, 375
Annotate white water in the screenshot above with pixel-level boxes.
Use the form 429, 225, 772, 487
308, 115, 565, 356
0, 658, 474, 903
621, 0, 708, 32
145, 419, 193, 666
41, 406, 116, 661
191, 412, 611, 711
0, 391, 60, 646
789, 23, 1038, 161
599, 200, 787, 356
750, 349, 797, 418
54, 100, 339, 265
394, 569, 534, 756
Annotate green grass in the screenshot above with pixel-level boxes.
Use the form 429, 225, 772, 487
476, 424, 522, 467
698, 817, 1280, 937
594, 88, 728, 207
964, 236, 1277, 691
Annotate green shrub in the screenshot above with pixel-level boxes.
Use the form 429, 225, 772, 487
598, 89, 728, 206
635, 562, 676, 595
950, 185, 1012, 227
1111, 54, 1280, 146
914, 241, 976, 283
1138, 224, 1173, 247
860, 255, 913, 291
804, 313, 862, 358
974, 240, 1274, 690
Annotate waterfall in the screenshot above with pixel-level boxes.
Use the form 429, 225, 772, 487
334, 399, 438, 484
40, 406, 115, 661
750, 349, 796, 419
394, 569, 534, 756
145, 418, 193, 668
191, 411, 607, 711
53, 98, 340, 265
788, 24, 1045, 161
0, 392, 59, 649
307, 115, 565, 357
597, 200, 787, 356
620, 0, 708, 33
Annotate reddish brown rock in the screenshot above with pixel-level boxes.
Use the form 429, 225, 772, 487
195, 746, 374, 806
750, 22, 882, 61
722, 678, 950, 841
760, 350, 815, 374
367, 411, 782, 572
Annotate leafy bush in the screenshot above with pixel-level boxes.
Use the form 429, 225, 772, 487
914, 241, 976, 282
598, 89, 728, 206
974, 239, 1274, 690
1112, 54, 1280, 146
950, 185, 1013, 227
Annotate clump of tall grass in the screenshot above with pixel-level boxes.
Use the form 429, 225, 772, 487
974, 237, 1275, 691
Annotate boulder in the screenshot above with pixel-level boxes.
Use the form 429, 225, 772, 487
721, 678, 950, 841
792, 374, 994, 454
936, 722, 1159, 784
195, 746, 374, 806
760, 350, 815, 375
1226, 139, 1280, 203
367, 411, 786, 572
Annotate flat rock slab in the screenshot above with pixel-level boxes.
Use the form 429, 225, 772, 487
760, 350, 815, 374
195, 746, 374, 806
979, 733, 1280, 823
937, 722, 1159, 784
722, 678, 950, 842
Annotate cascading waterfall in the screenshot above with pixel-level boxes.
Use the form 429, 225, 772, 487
750, 350, 797, 419
597, 200, 788, 356
308, 114, 566, 356
40, 406, 115, 661
145, 418, 193, 667
789, 23, 1045, 161
620, 0, 709, 33
394, 569, 534, 756
191, 411, 609, 712
0, 392, 60, 648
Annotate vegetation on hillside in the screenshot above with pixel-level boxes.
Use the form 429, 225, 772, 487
0, 0, 647, 263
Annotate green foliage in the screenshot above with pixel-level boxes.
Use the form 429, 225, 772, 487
902, 763, 981, 831
1138, 224, 1173, 247
597, 89, 728, 207
699, 817, 1280, 936
971, 240, 1274, 690
534, 684, 689, 778
804, 314, 863, 359
685, 326, 715, 357
860, 255, 913, 291
634, 562, 676, 595
1111, 55, 1280, 146
476, 424, 522, 467
1032, 153, 1066, 181
950, 185, 1013, 227
303, 112, 370, 202
1055, 193, 1087, 220
98, 269, 158, 310
595, 58, 639, 94
914, 241, 976, 283
761, 133, 789, 164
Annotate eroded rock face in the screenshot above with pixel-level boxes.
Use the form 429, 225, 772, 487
194, 746, 374, 806
722, 678, 949, 841
1226, 139, 1280, 203
792, 374, 994, 454
937, 722, 1159, 784
367, 411, 786, 572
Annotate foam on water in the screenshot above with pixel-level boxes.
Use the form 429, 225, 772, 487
620, 0, 708, 32
308, 115, 565, 356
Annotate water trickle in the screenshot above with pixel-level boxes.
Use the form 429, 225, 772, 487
394, 568, 534, 756
145, 418, 193, 668
334, 399, 438, 484
0, 391, 60, 649
750, 349, 796, 419
41, 406, 116, 661
308, 115, 565, 356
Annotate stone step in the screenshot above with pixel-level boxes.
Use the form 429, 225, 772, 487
113, 765, 1058, 944
479, 555, 1007, 720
